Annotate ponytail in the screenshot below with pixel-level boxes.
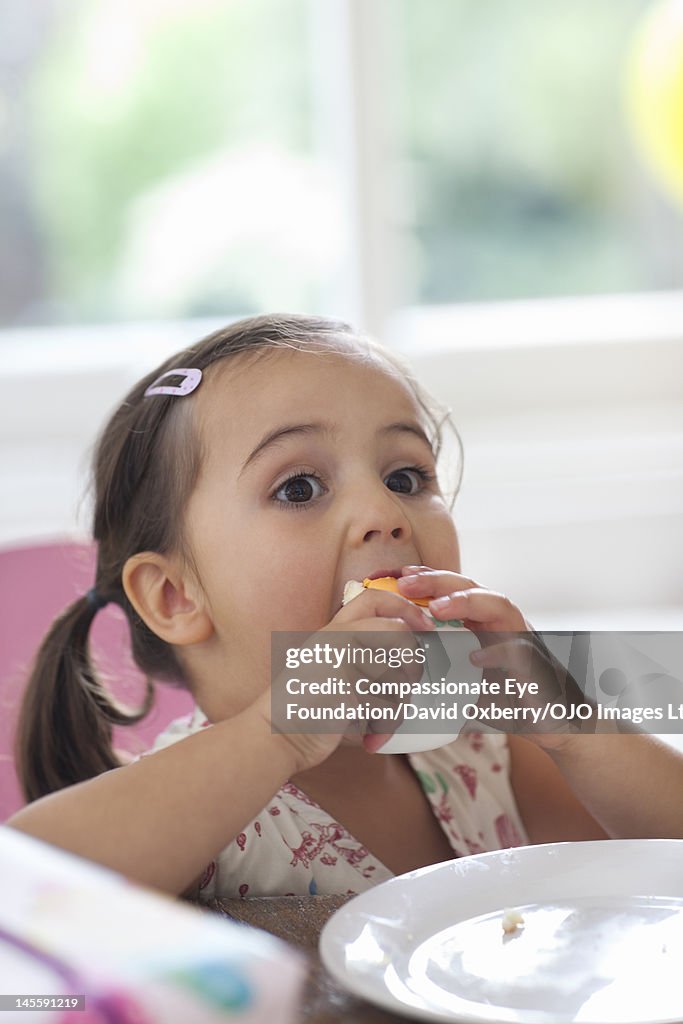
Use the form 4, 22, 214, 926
15, 595, 153, 803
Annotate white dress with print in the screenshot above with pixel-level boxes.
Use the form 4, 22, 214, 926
149, 707, 529, 900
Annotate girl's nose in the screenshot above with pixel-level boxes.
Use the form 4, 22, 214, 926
364, 524, 405, 541
348, 484, 412, 545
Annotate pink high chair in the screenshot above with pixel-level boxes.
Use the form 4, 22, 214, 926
0, 539, 194, 822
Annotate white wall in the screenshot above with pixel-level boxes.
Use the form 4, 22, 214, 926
2, 292, 682, 629
394, 292, 683, 627
1, 318, 217, 544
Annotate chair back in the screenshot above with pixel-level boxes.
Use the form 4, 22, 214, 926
0, 540, 194, 822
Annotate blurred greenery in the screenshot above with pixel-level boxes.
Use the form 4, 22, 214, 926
27, 0, 311, 320
5, 0, 681, 323
393, 0, 666, 302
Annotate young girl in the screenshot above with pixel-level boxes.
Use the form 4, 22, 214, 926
7, 313, 683, 901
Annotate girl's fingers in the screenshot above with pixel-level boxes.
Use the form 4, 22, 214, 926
333, 588, 436, 633
354, 616, 434, 636
396, 569, 528, 631
397, 568, 478, 598
427, 587, 528, 631
468, 640, 584, 718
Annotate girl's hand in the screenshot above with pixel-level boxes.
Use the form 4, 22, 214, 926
396, 566, 591, 751
396, 565, 530, 632
270, 588, 436, 772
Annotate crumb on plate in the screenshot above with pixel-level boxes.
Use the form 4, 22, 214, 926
501, 908, 525, 934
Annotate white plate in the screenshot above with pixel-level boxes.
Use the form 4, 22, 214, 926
319, 840, 683, 1023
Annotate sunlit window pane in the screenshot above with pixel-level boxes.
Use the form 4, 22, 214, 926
3, 0, 683, 328
1, 0, 349, 325
391, 0, 683, 304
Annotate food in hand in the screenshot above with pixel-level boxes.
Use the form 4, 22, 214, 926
343, 576, 464, 628
341, 575, 477, 755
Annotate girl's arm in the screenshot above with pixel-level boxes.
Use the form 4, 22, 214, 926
512, 731, 683, 841
7, 588, 432, 896
507, 734, 609, 843
397, 568, 683, 842
6, 698, 300, 897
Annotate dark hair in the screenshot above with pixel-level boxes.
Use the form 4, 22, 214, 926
16, 313, 462, 802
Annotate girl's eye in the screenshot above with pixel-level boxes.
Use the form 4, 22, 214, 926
385, 466, 436, 495
273, 472, 326, 508
272, 465, 436, 510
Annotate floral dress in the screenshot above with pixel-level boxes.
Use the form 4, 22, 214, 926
149, 707, 528, 901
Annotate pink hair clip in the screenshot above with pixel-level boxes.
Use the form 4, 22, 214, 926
144, 367, 202, 398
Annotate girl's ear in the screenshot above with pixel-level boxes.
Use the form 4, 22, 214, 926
122, 553, 213, 646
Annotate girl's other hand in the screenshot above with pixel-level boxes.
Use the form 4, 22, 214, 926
396, 565, 530, 632
396, 567, 596, 752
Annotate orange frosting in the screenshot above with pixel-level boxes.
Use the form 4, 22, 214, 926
362, 576, 432, 607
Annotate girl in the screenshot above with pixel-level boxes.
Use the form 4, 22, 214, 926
7, 314, 683, 900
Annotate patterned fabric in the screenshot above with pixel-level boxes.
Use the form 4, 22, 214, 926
149, 707, 528, 901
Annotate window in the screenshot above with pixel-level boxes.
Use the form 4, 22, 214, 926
1, 0, 349, 325
2, 0, 681, 330
390, 0, 683, 305
1, 2, 681, 618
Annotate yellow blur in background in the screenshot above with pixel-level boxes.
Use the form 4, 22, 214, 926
627, 0, 683, 205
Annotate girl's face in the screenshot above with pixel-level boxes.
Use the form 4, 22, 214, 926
182, 345, 461, 719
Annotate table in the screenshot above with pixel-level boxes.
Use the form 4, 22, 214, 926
210, 892, 683, 1024
209, 895, 405, 1023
